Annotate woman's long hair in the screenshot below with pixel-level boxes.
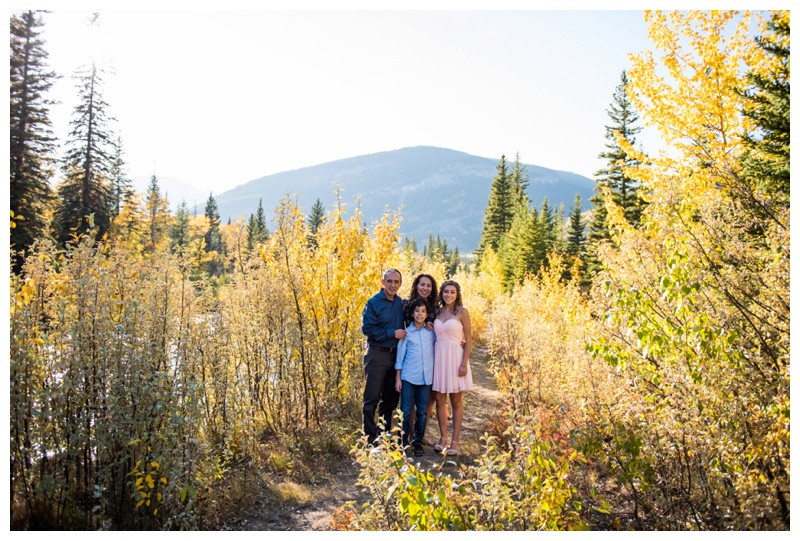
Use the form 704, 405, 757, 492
409, 273, 438, 306
405, 273, 438, 322
438, 279, 463, 314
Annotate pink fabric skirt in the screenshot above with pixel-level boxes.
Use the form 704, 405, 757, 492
432, 341, 473, 393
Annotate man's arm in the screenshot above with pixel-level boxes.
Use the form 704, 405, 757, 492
362, 300, 391, 342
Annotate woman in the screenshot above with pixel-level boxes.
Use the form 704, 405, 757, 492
432, 279, 473, 456
403, 274, 439, 446
403, 273, 438, 327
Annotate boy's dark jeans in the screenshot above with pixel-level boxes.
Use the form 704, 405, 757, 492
400, 381, 432, 447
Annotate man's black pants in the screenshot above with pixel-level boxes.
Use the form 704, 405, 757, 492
362, 346, 400, 444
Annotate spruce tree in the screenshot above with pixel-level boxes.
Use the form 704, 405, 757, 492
403, 235, 418, 254
564, 194, 587, 282
247, 198, 269, 251
306, 197, 324, 248
204, 193, 222, 253
109, 135, 134, 218
509, 152, 530, 208
476, 154, 514, 264
498, 203, 536, 291
203, 193, 223, 276
448, 246, 460, 277
552, 202, 566, 254
53, 60, 115, 246
740, 10, 790, 207
566, 194, 586, 258
586, 70, 644, 276
170, 200, 191, 251
10, 10, 57, 268
145, 174, 170, 252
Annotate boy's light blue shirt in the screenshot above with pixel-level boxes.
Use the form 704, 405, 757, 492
395, 322, 435, 386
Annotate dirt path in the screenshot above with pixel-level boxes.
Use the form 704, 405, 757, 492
223, 344, 501, 531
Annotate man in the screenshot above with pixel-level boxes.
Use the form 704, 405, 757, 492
361, 268, 406, 445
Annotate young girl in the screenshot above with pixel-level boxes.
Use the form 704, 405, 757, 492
431, 279, 473, 456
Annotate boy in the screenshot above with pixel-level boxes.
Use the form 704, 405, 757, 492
394, 297, 436, 456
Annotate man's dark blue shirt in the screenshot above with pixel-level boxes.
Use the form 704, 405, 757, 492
362, 289, 405, 348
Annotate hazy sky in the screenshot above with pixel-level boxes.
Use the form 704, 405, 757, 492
16, 4, 696, 193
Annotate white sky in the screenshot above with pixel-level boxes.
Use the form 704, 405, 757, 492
19, 3, 663, 194
12, 1, 783, 194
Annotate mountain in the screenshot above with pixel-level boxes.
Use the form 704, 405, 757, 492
214, 146, 595, 253
132, 175, 207, 213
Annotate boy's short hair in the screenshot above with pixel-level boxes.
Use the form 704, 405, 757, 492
407, 297, 430, 314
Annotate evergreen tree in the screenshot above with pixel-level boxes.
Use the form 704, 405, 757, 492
498, 204, 536, 291
247, 198, 269, 251
566, 194, 586, 258
564, 194, 587, 282
145, 174, 170, 252
509, 152, 530, 208
403, 235, 418, 254
448, 246, 460, 277
109, 135, 133, 218
10, 10, 57, 268
53, 60, 115, 246
529, 198, 555, 273
552, 202, 566, 254
586, 70, 644, 276
476, 154, 514, 264
170, 199, 191, 251
739, 10, 790, 208
307, 197, 324, 248
204, 193, 222, 250
111, 192, 145, 252
203, 193, 223, 275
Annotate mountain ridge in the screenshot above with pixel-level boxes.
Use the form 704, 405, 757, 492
214, 146, 595, 252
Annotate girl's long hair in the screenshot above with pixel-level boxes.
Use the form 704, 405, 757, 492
438, 279, 463, 314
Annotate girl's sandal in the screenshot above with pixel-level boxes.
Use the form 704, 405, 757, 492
434, 438, 447, 452
446, 442, 460, 456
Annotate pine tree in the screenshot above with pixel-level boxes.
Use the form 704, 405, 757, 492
307, 197, 324, 248
586, 70, 644, 276
476, 154, 514, 264
203, 193, 221, 253
247, 198, 269, 251
403, 235, 418, 254
552, 202, 566, 254
109, 135, 134, 218
509, 152, 530, 208
498, 204, 536, 290
739, 10, 790, 208
566, 194, 586, 258
53, 60, 115, 246
170, 200, 191, 251
111, 192, 145, 252
564, 194, 587, 282
10, 10, 58, 268
448, 246, 460, 277
145, 174, 170, 252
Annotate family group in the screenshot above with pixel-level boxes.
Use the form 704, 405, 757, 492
361, 269, 473, 457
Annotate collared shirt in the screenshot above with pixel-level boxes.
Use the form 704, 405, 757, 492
362, 288, 405, 348
394, 323, 436, 385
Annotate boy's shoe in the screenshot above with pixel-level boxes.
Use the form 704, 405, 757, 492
413, 445, 424, 457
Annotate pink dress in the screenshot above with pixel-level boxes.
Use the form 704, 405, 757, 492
432, 316, 473, 393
